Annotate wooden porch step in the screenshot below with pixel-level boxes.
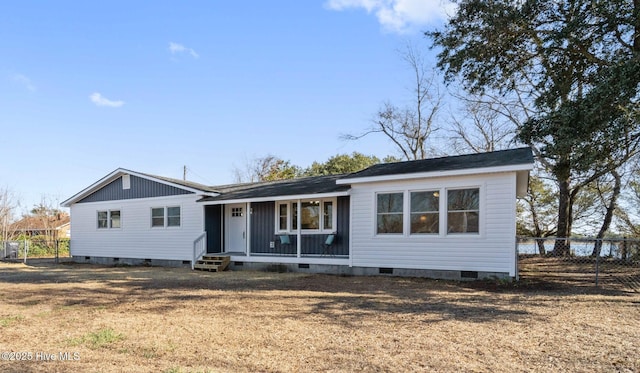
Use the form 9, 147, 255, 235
194, 255, 230, 272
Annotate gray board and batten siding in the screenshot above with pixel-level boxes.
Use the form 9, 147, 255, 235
77, 175, 194, 203
250, 197, 349, 256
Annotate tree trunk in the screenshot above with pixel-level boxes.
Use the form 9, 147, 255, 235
553, 165, 572, 256
591, 170, 622, 257
536, 238, 547, 256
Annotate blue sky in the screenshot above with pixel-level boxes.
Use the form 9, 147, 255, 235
0, 0, 454, 214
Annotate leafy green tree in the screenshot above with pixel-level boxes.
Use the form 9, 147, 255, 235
430, 0, 640, 254
304, 152, 381, 176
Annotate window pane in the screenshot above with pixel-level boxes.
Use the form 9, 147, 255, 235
447, 212, 479, 233
410, 213, 439, 234
377, 193, 403, 213
97, 211, 108, 229
323, 201, 333, 230
411, 191, 439, 212
110, 210, 121, 228
151, 208, 164, 227
301, 201, 320, 230
167, 206, 180, 227
409, 191, 439, 234
377, 214, 403, 234
448, 189, 479, 210
447, 189, 479, 234
278, 204, 287, 231
376, 193, 404, 234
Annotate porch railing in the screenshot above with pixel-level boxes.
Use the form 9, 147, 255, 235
192, 232, 207, 270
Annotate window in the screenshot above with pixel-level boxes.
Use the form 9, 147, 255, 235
323, 201, 333, 230
376, 192, 404, 234
300, 201, 320, 229
231, 207, 243, 217
151, 208, 164, 227
410, 191, 439, 234
152, 206, 181, 228
98, 210, 120, 229
276, 199, 335, 232
97, 211, 108, 229
447, 189, 479, 233
110, 210, 121, 228
167, 206, 181, 227
278, 204, 288, 231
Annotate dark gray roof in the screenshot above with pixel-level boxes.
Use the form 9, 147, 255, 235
198, 174, 350, 202
340, 147, 534, 180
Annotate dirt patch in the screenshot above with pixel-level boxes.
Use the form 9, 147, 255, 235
0, 261, 638, 372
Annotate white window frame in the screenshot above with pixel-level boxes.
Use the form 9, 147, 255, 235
166, 206, 181, 227
375, 191, 405, 236
151, 206, 181, 228
446, 187, 480, 235
97, 210, 121, 229
409, 190, 440, 235
276, 202, 290, 232
274, 198, 336, 234
372, 185, 483, 238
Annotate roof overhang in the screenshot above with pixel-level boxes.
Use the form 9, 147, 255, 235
61, 168, 219, 207
199, 191, 350, 205
336, 163, 534, 185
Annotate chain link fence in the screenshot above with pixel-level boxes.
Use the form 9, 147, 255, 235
517, 237, 640, 291
1, 238, 71, 263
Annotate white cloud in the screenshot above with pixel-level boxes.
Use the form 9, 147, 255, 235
12, 73, 36, 91
168, 42, 199, 58
325, 0, 456, 33
89, 92, 124, 108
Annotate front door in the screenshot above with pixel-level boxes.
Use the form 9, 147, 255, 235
226, 203, 247, 253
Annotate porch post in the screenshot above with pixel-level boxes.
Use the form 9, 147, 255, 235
296, 200, 301, 258
246, 202, 251, 257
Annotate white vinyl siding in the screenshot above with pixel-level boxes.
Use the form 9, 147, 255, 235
349, 172, 517, 276
70, 195, 203, 261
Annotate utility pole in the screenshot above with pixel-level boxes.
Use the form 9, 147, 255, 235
183, 165, 187, 181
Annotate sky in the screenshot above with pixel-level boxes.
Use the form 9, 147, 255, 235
0, 0, 456, 215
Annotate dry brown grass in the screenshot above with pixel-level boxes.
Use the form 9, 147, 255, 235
0, 260, 639, 373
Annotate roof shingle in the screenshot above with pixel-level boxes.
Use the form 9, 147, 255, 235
340, 147, 533, 180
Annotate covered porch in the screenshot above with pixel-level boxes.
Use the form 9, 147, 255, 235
192, 175, 351, 268
200, 198, 350, 260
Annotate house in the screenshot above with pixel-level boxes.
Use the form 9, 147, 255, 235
61, 147, 534, 279
10, 213, 71, 240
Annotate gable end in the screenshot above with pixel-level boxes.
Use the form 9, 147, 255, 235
77, 175, 193, 203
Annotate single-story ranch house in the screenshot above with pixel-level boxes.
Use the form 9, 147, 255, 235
61, 147, 534, 280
